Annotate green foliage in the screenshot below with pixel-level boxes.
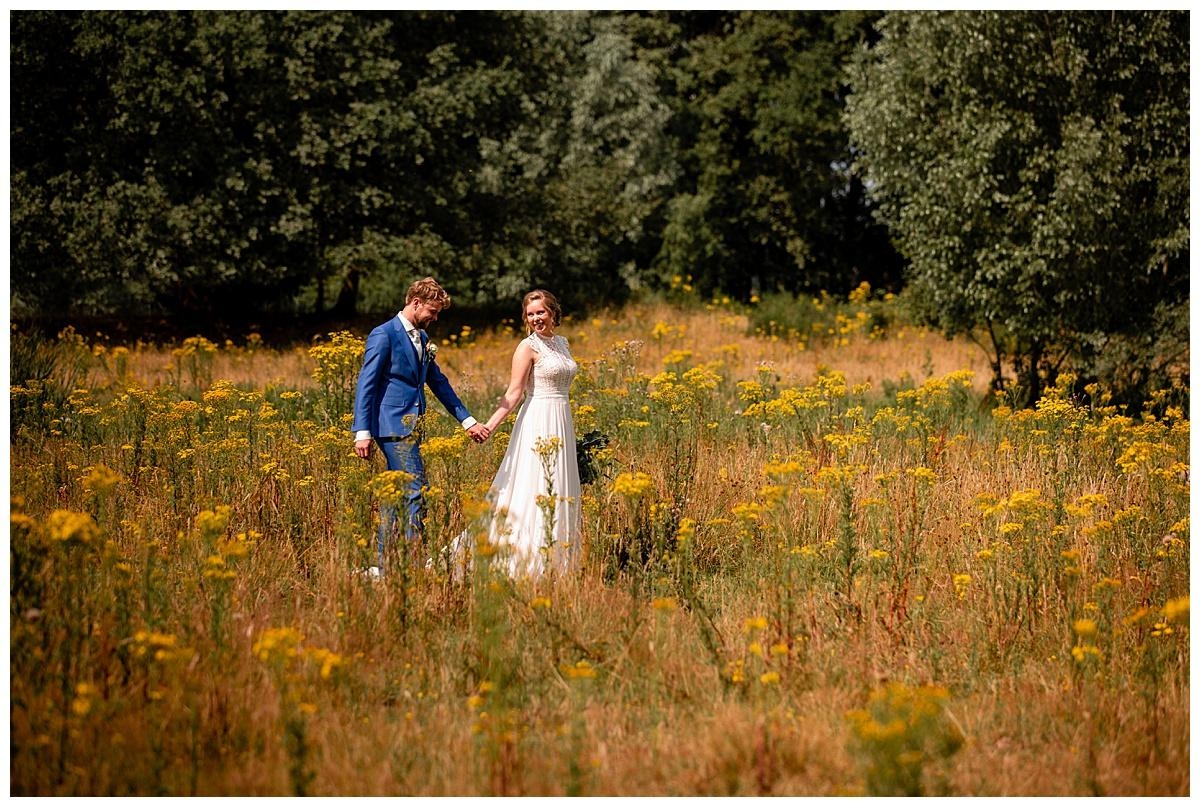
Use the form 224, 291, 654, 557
656, 11, 900, 300
463, 11, 683, 309
747, 293, 837, 344
11, 11, 556, 318
746, 285, 900, 347
845, 11, 1189, 406
307, 331, 365, 425
11, 10, 900, 326
10, 326, 95, 436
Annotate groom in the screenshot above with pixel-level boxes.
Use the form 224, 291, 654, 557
352, 276, 490, 573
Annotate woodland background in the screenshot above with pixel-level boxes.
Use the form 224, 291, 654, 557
9, 10, 1189, 406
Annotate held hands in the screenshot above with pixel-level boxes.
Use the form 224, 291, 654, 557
354, 426, 490, 457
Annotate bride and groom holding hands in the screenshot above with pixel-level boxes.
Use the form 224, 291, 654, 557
351, 277, 583, 578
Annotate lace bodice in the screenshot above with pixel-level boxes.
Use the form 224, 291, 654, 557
525, 333, 577, 400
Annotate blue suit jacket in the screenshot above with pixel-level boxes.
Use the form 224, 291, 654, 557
351, 316, 471, 439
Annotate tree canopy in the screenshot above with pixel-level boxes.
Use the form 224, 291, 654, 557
13, 10, 1187, 407
844, 11, 1188, 405
11, 10, 897, 324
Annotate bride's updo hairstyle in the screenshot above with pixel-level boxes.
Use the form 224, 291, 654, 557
523, 289, 563, 331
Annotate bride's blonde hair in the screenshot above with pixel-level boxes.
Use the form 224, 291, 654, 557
523, 289, 562, 331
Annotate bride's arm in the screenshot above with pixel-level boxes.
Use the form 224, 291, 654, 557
484, 341, 536, 432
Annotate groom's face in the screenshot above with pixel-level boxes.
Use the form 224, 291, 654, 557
411, 300, 443, 329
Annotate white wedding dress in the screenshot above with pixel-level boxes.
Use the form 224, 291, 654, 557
480, 333, 582, 576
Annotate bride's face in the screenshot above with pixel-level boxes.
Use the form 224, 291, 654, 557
525, 299, 554, 336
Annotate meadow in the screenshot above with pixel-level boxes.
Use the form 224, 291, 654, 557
9, 289, 1189, 796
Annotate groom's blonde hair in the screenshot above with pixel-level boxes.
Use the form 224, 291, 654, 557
407, 277, 452, 309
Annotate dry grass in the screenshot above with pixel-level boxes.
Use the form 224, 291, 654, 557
9, 296, 1188, 796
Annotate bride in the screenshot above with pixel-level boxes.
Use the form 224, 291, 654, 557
473, 289, 581, 575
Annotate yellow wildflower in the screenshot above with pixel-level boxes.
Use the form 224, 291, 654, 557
743, 616, 768, 633
46, 509, 101, 546
612, 472, 654, 499
563, 660, 598, 680
1163, 596, 1189, 623
81, 464, 122, 496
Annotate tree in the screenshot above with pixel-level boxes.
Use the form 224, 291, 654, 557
12, 11, 906, 326
656, 10, 899, 300
845, 11, 1188, 405
462, 11, 681, 309
10, 11, 548, 321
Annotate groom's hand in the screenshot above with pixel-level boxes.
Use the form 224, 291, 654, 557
467, 423, 490, 443
354, 438, 372, 459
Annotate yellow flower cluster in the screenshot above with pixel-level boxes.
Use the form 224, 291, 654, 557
662, 349, 694, 367
422, 433, 470, 460
563, 660, 598, 680
814, 464, 863, 488
846, 681, 962, 794
203, 554, 236, 581
368, 470, 418, 506
824, 427, 870, 457
1163, 596, 1189, 623
651, 596, 678, 611
81, 464, 122, 496
172, 336, 218, 359
647, 366, 720, 417
308, 331, 365, 387
650, 321, 686, 341
195, 505, 232, 542
612, 472, 654, 499
253, 626, 344, 683
763, 459, 806, 481
130, 629, 188, 664
731, 501, 766, 524
254, 626, 304, 666
46, 509, 101, 546
533, 436, 563, 459
1070, 616, 1103, 665
847, 281, 872, 304
741, 370, 850, 421
307, 647, 344, 681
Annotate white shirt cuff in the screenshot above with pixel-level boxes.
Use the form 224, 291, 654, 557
354, 430, 372, 442
461, 417, 478, 429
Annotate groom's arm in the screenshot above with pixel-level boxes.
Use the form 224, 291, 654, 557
351, 327, 388, 455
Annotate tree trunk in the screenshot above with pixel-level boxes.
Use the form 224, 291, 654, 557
1022, 343, 1044, 408
331, 268, 361, 319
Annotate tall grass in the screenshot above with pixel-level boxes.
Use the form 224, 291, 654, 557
9, 291, 1188, 795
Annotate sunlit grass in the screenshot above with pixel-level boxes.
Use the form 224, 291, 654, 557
9, 292, 1188, 795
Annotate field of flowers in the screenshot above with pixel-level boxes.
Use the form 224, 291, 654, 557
9, 289, 1189, 795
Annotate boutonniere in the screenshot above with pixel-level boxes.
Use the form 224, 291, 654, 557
425, 341, 439, 363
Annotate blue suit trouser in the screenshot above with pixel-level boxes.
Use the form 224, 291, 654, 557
376, 436, 427, 568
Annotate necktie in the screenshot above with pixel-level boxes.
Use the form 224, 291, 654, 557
409, 329, 423, 359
